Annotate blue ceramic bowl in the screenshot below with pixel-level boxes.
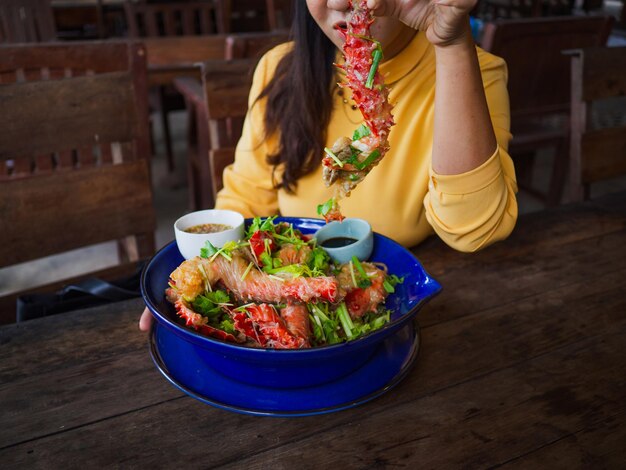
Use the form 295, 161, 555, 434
141, 217, 441, 414
314, 218, 374, 264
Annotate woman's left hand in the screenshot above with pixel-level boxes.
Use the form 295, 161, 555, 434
366, 0, 476, 47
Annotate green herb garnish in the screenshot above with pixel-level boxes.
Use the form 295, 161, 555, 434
355, 148, 381, 170
352, 124, 371, 140
383, 274, 404, 293
365, 48, 383, 89
324, 147, 344, 168
317, 198, 335, 217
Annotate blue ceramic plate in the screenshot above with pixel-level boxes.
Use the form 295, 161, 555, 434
142, 217, 441, 416
150, 321, 420, 416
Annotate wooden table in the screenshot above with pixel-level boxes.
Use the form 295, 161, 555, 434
2, 193, 625, 467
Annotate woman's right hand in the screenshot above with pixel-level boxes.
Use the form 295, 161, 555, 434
139, 307, 153, 331
366, 0, 476, 48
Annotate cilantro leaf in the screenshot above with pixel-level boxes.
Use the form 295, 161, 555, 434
317, 198, 335, 217
352, 124, 371, 140
200, 240, 218, 258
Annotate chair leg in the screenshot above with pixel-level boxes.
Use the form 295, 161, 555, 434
158, 86, 176, 173
546, 138, 569, 206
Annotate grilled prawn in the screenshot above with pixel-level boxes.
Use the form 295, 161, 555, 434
168, 251, 339, 304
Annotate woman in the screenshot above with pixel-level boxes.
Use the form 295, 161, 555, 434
140, 0, 517, 330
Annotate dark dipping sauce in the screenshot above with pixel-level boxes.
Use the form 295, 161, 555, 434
320, 237, 358, 248
185, 223, 232, 234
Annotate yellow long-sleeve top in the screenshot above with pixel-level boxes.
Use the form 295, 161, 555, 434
216, 32, 518, 251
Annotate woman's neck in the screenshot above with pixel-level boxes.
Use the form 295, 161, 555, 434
383, 26, 418, 61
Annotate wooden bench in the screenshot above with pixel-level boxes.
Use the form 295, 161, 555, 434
0, 41, 156, 325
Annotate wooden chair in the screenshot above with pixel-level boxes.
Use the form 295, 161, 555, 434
124, 1, 227, 37
265, 0, 293, 30
567, 47, 626, 202
481, 15, 614, 206
0, 0, 56, 43
224, 0, 291, 33
188, 58, 255, 209
124, 0, 228, 173
174, 30, 288, 209
0, 41, 156, 325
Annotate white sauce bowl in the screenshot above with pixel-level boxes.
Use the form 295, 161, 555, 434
174, 209, 245, 260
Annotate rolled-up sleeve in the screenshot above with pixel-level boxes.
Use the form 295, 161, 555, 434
423, 51, 518, 252
424, 145, 518, 252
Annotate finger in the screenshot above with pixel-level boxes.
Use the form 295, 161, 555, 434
139, 307, 153, 331
327, 0, 351, 11
433, 0, 475, 8
366, 0, 389, 16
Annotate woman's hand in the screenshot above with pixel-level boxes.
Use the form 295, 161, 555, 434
139, 307, 152, 331
366, 0, 476, 47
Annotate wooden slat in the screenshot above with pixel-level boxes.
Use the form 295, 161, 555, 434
162, 9, 176, 36
181, 8, 195, 35
501, 413, 626, 468
0, 160, 156, 266
144, 9, 159, 37
11, 156, 32, 177
225, 30, 289, 60
0, 41, 130, 75
209, 147, 235, 196
56, 149, 74, 170
202, 59, 254, 120
142, 35, 226, 67
0, 72, 135, 158
34, 153, 54, 174
581, 127, 626, 183
199, 6, 214, 34
99, 142, 113, 165
129, 43, 151, 164
581, 47, 626, 101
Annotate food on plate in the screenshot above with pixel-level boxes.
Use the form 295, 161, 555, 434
318, 0, 395, 223
165, 217, 404, 349
184, 223, 233, 234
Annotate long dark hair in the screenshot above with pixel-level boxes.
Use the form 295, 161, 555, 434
257, 2, 337, 193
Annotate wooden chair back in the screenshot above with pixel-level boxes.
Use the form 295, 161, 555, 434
482, 16, 614, 118
0, 0, 56, 43
481, 0, 574, 21
124, 0, 227, 37
180, 30, 288, 209
0, 41, 156, 323
225, 29, 289, 60
224, 0, 291, 33
143, 34, 227, 69
201, 58, 255, 201
481, 15, 614, 206
265, 0, 293, 30
568, 46, 626, 202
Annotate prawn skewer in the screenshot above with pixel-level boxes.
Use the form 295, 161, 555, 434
319, 0, 395, 222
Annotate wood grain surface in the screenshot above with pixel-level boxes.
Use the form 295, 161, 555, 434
1, 193, 625, 469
